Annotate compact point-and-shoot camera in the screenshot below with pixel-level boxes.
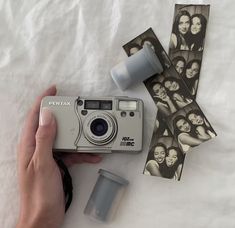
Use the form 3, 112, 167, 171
40, 96, 144, 153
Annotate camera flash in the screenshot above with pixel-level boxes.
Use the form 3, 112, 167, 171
118, 100, 137, 111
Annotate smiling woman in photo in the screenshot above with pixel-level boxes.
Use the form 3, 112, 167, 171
163, 77, 193, 109
186, 109, 216, 140
170, 10, 191, 50
172, 56, 186, 75
164, 146, 184, 179
173, 115, 203, 153
189, 14, 207, 51
144, 143, 167, 176
144, 143, 183, 180
183, 59, 201, 96
151, 81, 177, 116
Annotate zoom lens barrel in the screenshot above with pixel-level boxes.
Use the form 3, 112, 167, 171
84, 112, 117, 146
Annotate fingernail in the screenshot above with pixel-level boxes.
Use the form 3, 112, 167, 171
40, 107, 53, 126
47, 85, 57, 94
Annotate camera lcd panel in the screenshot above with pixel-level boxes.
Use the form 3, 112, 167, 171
85, 100, 100, 109
118, 100, 137, 111
100, 101, 112, 110
85, 100, 112, 110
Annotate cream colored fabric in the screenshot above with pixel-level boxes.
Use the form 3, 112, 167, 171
0, 0, 234, 227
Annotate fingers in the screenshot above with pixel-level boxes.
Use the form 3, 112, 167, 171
22, 85, 57, 148
34, 108, 57, 161
19, 85, 57, 167
61, 153, 103, 167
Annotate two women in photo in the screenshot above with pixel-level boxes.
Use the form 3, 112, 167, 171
151, 77, 193, 116
173, 110, 216, 153
144, 142, 184, 180
170, 10, 207, 51
172, 56, 201, 97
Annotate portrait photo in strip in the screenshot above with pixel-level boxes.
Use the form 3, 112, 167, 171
169, 4, 210, 52
143, 134, 184, 180
169, 4, 210, 99
144, 65, 193, 118
171, 51, 202, 98
166, 102, 216, 154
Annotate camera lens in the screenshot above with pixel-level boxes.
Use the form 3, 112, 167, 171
90, 118, 108, 136
84, 112, 117, 146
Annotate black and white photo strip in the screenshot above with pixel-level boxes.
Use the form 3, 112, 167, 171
123, 30, 186, 180
123, 27, 216, 179
169, 4, 210, 99
123, 28, 215, 139
142, 30, 216, 146
169, 4, 210, 52
143, 134, 184, 180
166, 102, 216, 154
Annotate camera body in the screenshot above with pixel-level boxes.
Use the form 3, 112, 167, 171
40, 96, 144, 153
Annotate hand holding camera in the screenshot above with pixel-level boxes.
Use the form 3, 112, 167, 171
40, 96, 144, 154
16, 86, 102, 228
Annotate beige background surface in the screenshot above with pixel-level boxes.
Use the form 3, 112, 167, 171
0, 0, 233, 227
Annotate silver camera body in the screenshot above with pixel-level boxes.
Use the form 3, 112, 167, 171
40, 96, 144, 153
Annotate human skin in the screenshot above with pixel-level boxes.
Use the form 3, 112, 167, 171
188, 113, 211, 140
188, 113, 204, 125
153, 83, 168, 100
153, 83, 177, 115
172, 93, 192, 109
164, 80, 180, 91
170, 12, 191, 50
176, 119, 191, 133
176, 118, 203, 148
165, 149, 178, 167
175, 60, 185, 74
185, 62, 200, 78
164, 79, 192, 108
178, 15, 190, 35
16, 85, 102, 228
191, 17, 202, 35
146, 146, 166, 176
153, 146, 166, 164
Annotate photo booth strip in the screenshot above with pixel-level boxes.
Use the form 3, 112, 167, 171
123, 27, 215, 129
169, 4, 210, 98
123, 6, 215, 180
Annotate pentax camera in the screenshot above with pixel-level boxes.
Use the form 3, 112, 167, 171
40, 96, 144, 153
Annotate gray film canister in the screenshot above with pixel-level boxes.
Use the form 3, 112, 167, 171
110, 43, 163, 91
84, 169, 129, 222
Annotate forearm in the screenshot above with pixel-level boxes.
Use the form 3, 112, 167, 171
146, 162, 162, 176
196, 126, 211, 140
182, 136, 202, 146
198, 134, 211, 140
16, 216, 60, 228
175, 101, 187, 109
147, 166, 161, 176
16, 207, 61, 228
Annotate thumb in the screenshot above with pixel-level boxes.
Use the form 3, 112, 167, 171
35, 107, 56, 160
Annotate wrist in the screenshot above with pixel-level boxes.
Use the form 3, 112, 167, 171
16, 218, 40, 228
16, 215, 59, 228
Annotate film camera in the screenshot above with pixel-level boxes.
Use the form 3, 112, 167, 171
40, 96, 144, 153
